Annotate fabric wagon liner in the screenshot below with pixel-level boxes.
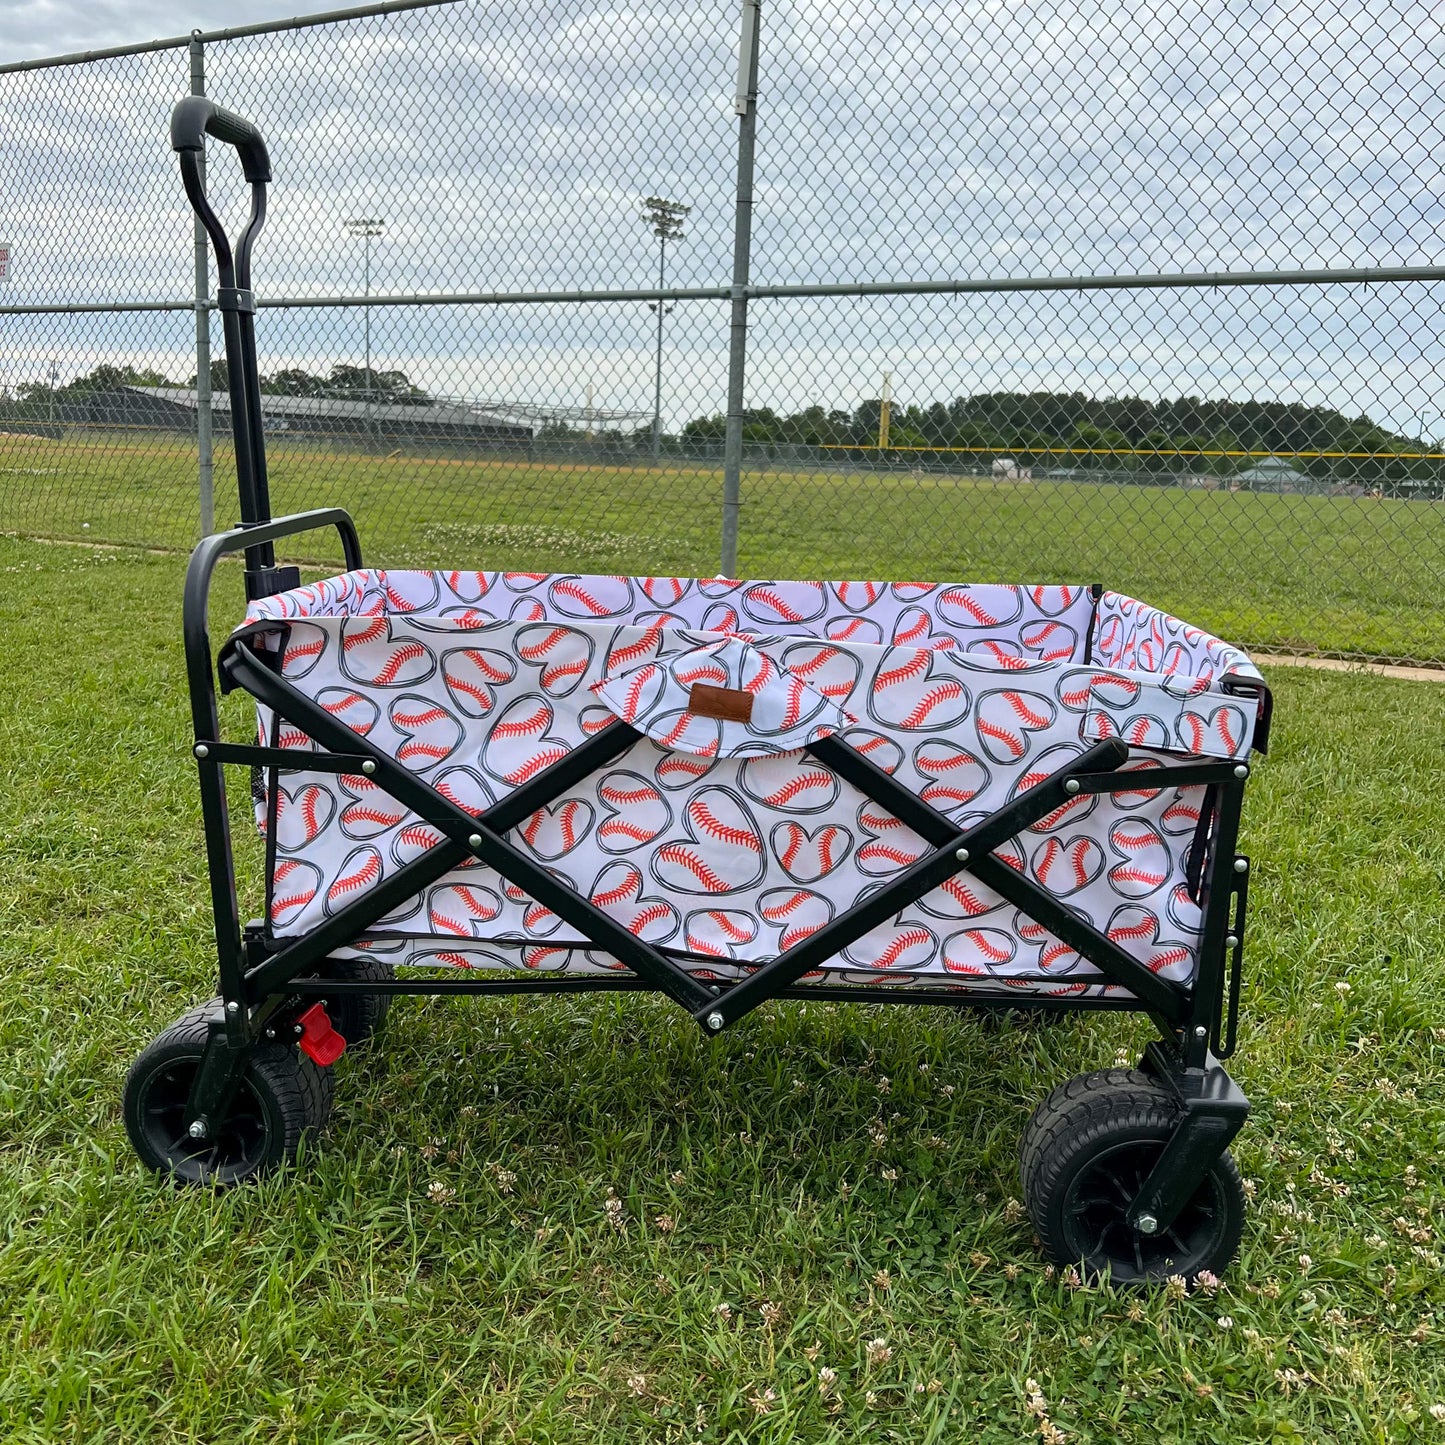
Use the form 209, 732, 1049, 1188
243, 572, 1268, 996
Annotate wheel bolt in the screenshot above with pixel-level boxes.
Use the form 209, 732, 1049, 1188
1136, 1213, 1159, 1235
187, 1119, 209, 1140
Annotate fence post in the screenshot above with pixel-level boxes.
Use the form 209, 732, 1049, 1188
719, 0, 760, 579
189, 29, 215, 537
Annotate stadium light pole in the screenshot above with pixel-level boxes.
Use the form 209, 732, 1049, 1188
345, 218, 385, 447
641, 196, 690, 461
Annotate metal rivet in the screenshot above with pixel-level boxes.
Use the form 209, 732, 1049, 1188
706, 1011, 724, 1031
1063, 778, 1081, 795
187, 1120, 209, 1140
225, 1000, 240, 1016
1225, 934, 1239, 949
954, 847, 969, 863
294, 1023, 304, 1037
264, 1027, 276, 1040
468, 833, 483, 848
1194, 1025, 1208, 1040
1233, 764, 1249, 779
1233, 858, 1248, 873
193, 743, 209, 759
361, 759, 377, 775
1136, 1213, 1159, 1235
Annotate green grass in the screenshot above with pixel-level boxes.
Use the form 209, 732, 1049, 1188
3, 429, 1444, 664
1, 536, 1443, 1443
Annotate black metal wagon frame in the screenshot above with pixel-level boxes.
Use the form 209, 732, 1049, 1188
127, 98, 1273, 1281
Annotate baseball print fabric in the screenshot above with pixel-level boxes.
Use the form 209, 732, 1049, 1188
243, 571, 1267, 997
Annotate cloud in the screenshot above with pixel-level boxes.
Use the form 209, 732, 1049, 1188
1, 0, 1441, 431
4, 1, 329, 60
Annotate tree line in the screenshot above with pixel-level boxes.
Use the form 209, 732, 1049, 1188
6, 361, 431, 406
678, 392, 1439, 488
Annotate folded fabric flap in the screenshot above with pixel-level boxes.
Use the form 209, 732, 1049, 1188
1081, 667, 1255, 760
591, 635, 857, 757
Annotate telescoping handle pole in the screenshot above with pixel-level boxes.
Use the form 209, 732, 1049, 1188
171, 97, 288, 597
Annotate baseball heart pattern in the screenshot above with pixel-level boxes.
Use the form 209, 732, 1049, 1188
273, 782, 335, 852
654, 787, 767, 894
1093, 591, 1262, 685
1081, 668, 1254, 761
684, 908, 760, 958
595, 770, 672, 851
241, 569, 1265, 996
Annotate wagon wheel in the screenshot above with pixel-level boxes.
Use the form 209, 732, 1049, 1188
318, 956, 395, 1047
123, 1001, 333, 1186
1019, 1068, 1245, 1284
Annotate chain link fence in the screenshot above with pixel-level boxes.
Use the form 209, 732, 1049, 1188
2, 0, 1442, 664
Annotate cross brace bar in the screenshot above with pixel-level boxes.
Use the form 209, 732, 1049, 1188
224, 636, 717, 1013
699, 735, 1189, 1031
197, 741, 376, 773
223, 630, 1203, 1036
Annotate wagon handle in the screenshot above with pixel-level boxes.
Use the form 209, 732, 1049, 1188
169, 97, 278, 588
170, 96, 271, 184
169, 97, 270, 296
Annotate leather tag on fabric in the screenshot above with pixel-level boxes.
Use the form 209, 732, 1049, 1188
689, 683, 754, 723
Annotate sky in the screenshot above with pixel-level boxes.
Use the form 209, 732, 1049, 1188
7, 1, 348, 59
1, 0, 1443, 435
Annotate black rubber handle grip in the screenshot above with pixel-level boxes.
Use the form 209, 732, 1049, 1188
170, 96, 271, 183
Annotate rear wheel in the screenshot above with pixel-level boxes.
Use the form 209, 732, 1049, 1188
124, 1002, 332, 1185
318, 956, 395, 1047
1020, 1068, 1245, 1283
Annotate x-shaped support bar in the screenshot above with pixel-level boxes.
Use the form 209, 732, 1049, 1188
224, 631, 1231, 1037
698, 733, 1200, 1032
223, 636, 720, 1015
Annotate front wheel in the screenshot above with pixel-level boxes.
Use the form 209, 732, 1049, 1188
1019, 1068, 1245, 1284
124, 1002, 332, 1185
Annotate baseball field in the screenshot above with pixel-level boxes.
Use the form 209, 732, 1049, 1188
0, 522, 1442, 1442
2, 428, 1443, 665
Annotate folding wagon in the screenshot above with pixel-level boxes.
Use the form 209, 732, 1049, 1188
125, 100, 1273, 1283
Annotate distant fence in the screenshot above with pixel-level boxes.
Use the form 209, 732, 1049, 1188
1, 0, 1443, 664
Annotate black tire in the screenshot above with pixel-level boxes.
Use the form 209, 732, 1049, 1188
124, 1001, 333, 1186
1019, 1068, 1245, 1284
318, 956, 395, 1047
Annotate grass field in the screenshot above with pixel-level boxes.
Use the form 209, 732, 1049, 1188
2, 429, 1444, 664
1, 535, 1443, 1443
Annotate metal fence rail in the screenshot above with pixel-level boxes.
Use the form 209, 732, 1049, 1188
1, 0, 1442, 665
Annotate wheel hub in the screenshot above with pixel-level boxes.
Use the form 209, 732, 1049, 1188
136, 1059, 271, 1185
1062, 1139, 1226, 1280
